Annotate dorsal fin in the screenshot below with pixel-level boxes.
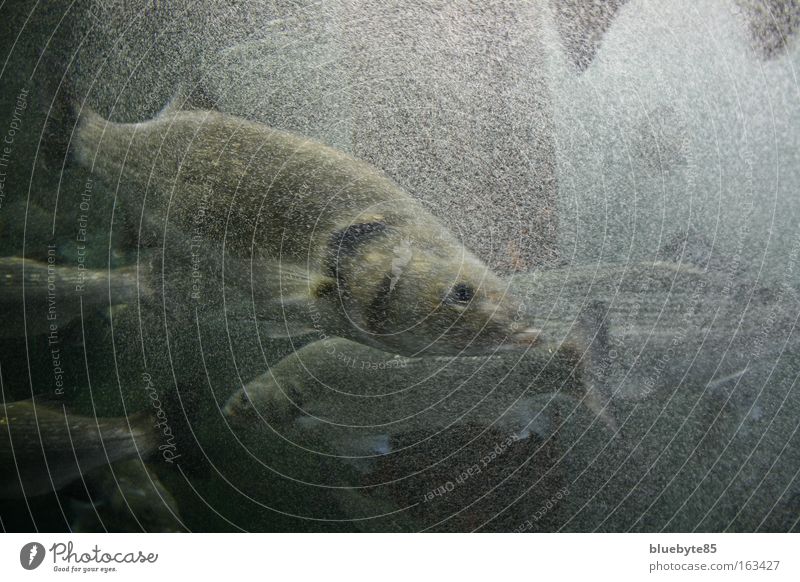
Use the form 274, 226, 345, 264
157, 84, 219, 118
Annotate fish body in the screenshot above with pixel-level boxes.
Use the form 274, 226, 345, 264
0, 398, 157, 498
224, 336, 608, 457
73, 104, 538, 356
0, 256, 147, 339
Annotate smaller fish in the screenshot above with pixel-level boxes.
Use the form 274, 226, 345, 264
0, 398, 157, 499
70, 460, 184, 533
224, 337, 614, 457
0, 256, 150, 339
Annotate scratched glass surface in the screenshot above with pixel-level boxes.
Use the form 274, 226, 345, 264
0, 0, 798, 532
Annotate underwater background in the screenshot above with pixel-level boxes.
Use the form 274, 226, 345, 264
0, 0, 799, 532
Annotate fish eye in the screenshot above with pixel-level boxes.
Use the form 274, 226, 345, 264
446, 282, 475, 305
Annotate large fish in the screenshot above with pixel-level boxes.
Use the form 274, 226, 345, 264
0, 398, 157, 498
0, 256, 147, 339
71, 100, 540, 356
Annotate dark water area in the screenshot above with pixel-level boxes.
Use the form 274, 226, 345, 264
0, 1, 799, 532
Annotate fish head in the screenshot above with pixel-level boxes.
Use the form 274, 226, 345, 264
329, 219, 542, 357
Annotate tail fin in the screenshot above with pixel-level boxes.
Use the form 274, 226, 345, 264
40, 74, 112, 177
69, 104, 109, 169
561, 300, 619, 432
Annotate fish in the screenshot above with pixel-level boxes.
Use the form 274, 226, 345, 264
506, 256, 800, 401
70, 99, 540, 356
70, 460, 184, 532
223, 336, 614, 458
0, 398, 157, 498
0, 256, 149, 339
